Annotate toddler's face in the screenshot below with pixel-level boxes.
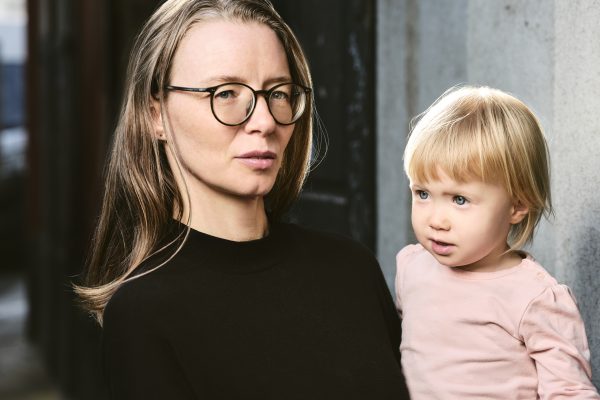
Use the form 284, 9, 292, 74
410, 169, 525, 272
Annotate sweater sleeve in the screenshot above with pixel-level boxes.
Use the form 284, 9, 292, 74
395, 244, 418, 316
371, 256, 402, 362
102, 286, 196, 400
369, 255, 411, 399
519, 285, 600, 399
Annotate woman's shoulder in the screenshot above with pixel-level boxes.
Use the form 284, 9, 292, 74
103, 264, 178, 331
279, 221, 377, 259
102, 281, 154, 337
276, 222, 384, 281
103, 277, 155, 322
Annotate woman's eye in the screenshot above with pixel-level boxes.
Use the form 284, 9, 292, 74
415, 190, 429, 200
453, 195, 467, 205
271, 90, 289, 101
215, 90, 235, 99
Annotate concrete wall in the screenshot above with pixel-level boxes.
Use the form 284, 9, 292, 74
551, 0, 600, 388
377, 0, 600, 388
377, 0, 468, 284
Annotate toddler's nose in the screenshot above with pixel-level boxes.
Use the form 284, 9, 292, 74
428, 209, 450, 231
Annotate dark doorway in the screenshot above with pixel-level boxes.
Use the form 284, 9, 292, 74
272, 0, 377, 249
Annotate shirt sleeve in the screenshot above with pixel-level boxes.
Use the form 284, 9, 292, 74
519, 284, 600, 399
102, 286, 196, 400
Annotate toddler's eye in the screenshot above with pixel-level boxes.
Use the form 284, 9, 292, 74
415, 190, 429, 200
453, 195, 467, 205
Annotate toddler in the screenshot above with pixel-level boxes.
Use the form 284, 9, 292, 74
396, 86, 599, 399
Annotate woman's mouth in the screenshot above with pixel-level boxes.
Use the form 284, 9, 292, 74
236, 151, 276, 170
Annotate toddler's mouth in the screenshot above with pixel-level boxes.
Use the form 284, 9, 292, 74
430, 239, 454, 256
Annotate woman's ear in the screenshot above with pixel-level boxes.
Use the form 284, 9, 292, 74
151, 99, 166, 141
510, 202, 529, 224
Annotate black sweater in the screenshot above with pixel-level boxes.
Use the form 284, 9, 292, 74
102, 221, 410, 399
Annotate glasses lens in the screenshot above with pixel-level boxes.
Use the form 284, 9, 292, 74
269, 84, 307, 125
211, 84, 255, 125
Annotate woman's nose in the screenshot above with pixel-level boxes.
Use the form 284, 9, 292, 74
244, 96, 276, 135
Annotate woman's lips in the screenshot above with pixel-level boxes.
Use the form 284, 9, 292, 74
430, 239, 454, 256
236, 151, 276, 170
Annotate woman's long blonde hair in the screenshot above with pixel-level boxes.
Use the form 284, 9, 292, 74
75, 0, 316, 325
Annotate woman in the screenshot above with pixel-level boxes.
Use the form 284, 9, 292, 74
76, 0, 409, 398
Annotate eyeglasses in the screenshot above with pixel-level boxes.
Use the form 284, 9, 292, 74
164, 82, 312, 126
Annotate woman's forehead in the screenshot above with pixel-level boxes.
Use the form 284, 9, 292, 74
170, 19, 290, 86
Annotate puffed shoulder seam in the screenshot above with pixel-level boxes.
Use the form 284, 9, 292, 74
516, 283, 576, 339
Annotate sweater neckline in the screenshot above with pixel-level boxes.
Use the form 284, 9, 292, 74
172, 219, 289, 273
439, 252, 533, 281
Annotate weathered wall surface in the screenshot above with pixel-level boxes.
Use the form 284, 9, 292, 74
377, 0, 468, 284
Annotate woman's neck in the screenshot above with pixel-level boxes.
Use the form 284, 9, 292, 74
178, 189, 269, 242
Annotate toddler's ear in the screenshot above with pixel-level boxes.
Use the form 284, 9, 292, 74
510, 202, 529, 224
150, 99, 166, 141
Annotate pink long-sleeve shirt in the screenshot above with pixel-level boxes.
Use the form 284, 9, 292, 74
396, 244, 599, 399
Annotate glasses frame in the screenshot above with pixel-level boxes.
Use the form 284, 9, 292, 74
164, 82, 312, 126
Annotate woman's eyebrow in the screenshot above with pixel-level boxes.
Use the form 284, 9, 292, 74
203, 75, 244, 84
263, 76, 293, 86
203, 75, 293, 86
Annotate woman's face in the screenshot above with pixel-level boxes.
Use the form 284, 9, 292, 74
160, 20, 295, 203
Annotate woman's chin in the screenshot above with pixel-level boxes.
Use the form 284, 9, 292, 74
222, 183, 276, 200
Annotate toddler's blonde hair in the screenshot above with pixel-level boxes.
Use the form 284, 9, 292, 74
404, 86, 552, 249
